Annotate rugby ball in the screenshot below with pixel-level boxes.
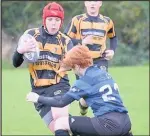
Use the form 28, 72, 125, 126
18, 33, 40, 63
24, 48, 40, 63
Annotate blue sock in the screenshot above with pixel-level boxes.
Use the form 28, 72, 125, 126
55, 129, 70, 136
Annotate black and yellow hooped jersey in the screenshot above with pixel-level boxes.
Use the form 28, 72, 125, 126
65, 13, 116, 59
24, 26, 73, 87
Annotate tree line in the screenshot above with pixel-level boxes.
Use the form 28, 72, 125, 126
2, 1, 149, 67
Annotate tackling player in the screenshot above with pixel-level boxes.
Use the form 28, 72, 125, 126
26, 45, 133, 136
12, 2, 73, 134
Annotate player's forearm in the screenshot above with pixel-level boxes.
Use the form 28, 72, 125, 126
38, 94, 74, 107
110, 36, 117, 52
12, 50, 24, 67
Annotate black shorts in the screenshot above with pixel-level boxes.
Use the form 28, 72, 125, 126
32, 82, 70, 126
69, 112, 131, 136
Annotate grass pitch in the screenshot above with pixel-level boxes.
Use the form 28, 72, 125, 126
2, 66, 149, 135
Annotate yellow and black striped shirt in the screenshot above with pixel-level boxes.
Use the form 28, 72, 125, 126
25, 26, 73, 87
65, 13, 116, 59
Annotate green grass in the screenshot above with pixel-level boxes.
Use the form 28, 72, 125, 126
2, 66, 149, 135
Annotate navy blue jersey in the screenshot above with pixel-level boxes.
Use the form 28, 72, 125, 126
66, 65, 128, 117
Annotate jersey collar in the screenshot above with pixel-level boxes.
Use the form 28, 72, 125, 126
86, 13, 99, 22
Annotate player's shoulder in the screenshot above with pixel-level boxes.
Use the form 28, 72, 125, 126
86, 66, 100, 77
72, 13, 87, 21
99, 14, 113, 23
74, 78, 92, 90
24, 27, 40, 36
85, 66, 109, 82
58, 31, 71, 41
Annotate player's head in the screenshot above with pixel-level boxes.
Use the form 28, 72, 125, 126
42, 2, 64, 35
84, 1, 102, 16
58, 45, 93, 76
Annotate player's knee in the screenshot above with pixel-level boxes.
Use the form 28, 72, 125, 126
48, 106, 69, 133
54, 117, 70, 131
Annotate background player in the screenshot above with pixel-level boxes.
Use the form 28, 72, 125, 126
64, 1, 118, 116
65, 1, 117, 71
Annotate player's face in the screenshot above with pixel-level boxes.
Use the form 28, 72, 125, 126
73, 65, 82, 76
84, 1, 102, 16
45, 17, 61, 35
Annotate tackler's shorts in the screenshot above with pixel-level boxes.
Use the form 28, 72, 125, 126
69, 112, 131, 136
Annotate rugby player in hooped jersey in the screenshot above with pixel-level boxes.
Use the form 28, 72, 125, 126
65, 0, 118, 117
65, 1, 117, 71
12, 2, 73, 134
26, 45, 133, 136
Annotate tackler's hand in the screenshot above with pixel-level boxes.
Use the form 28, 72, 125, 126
26, 92, 39, 103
